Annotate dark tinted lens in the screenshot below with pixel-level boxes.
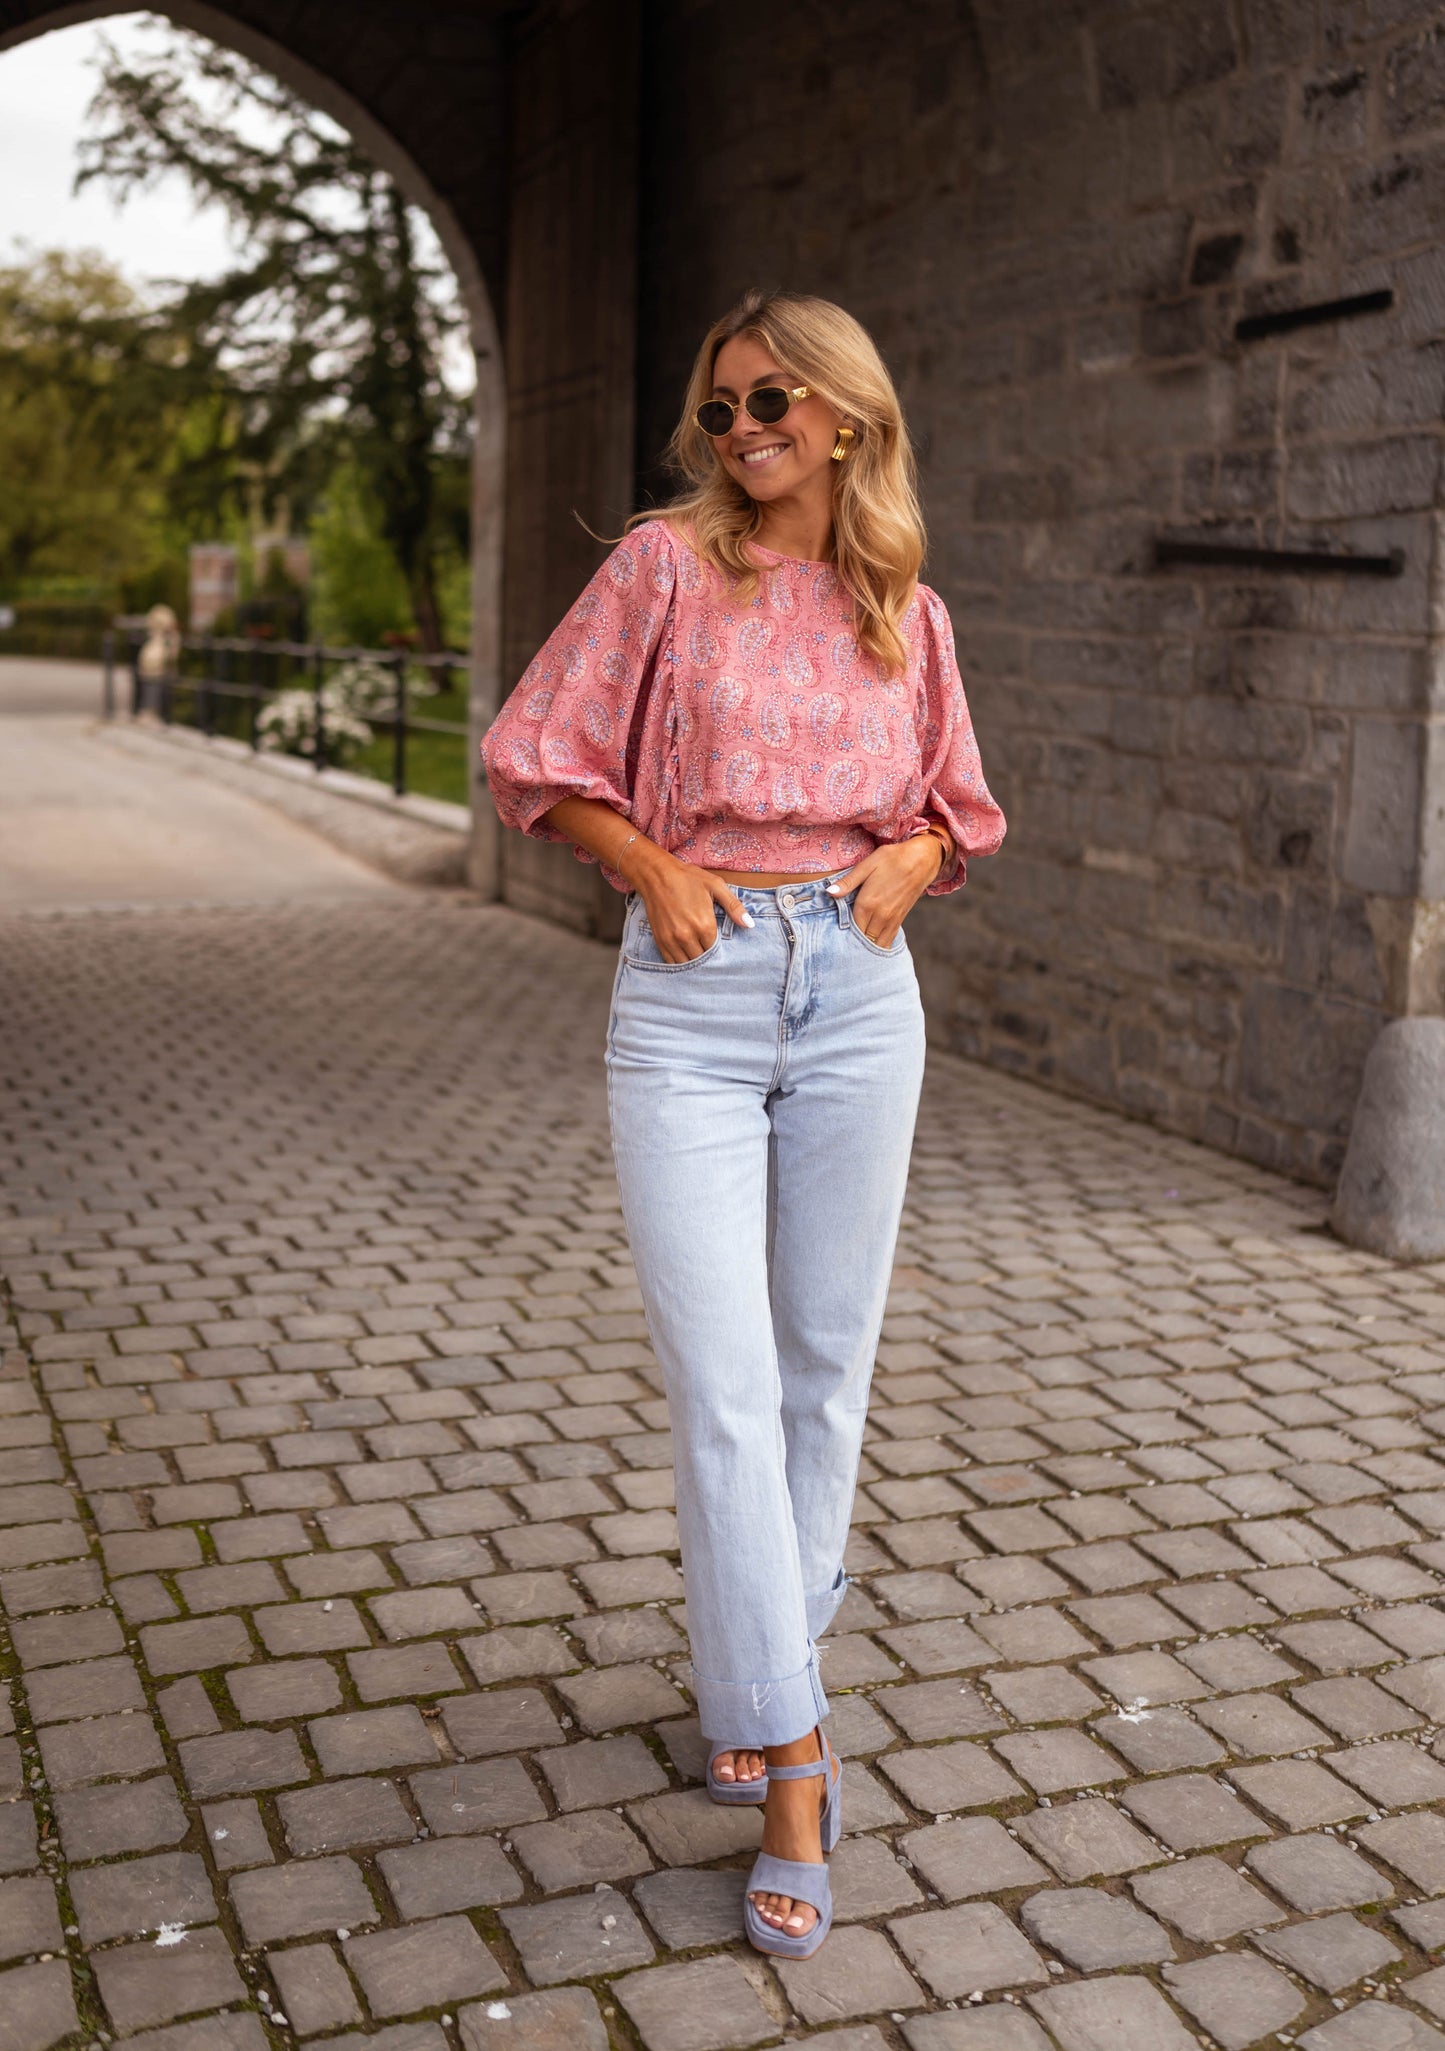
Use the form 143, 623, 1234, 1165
695, 400, 735, 438
745, 387, 790, 425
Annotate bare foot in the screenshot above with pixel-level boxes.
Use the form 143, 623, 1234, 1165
712, 1749, 766, 1787
749, 1730, 831, 1939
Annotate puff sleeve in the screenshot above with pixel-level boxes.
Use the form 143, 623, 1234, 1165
480, 521, 677, 847
907, 586, 1007, 897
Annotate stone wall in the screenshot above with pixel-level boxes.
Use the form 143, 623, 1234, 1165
636, 0, 1445, 1184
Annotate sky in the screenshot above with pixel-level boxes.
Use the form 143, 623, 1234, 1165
0, 14, 238, 287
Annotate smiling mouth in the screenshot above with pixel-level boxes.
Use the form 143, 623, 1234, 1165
739, 443, 787, 466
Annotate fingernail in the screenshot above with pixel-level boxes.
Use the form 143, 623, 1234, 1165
741, 911, 755, 927
825, 883, 841, 895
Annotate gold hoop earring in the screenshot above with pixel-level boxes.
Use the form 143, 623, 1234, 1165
831, 427, 855, 462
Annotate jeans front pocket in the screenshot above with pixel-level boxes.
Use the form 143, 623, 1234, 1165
843, 899, 908, 959
623, 904, 724, 973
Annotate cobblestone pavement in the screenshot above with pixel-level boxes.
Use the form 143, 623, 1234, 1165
3, 892, 1445, 2051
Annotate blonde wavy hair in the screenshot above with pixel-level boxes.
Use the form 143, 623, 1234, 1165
635, 290, 925, 675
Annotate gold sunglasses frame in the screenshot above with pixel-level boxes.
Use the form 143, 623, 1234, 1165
694, 384, 813, 438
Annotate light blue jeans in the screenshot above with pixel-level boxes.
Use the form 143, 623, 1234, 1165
605, 869, 927, 1747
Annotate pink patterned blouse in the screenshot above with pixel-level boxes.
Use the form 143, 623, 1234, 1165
480, 519, 1005, 896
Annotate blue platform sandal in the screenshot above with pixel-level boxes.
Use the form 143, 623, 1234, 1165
742, 1734, 841, 1960
706, 1742, 768, 1805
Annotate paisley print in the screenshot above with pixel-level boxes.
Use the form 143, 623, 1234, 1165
771, 767, 807, 813
479, 520, 1006, 895
708, 676, 746, 734
582, 698, 614, 749
824, 760, 863, 816
688, 612, 726, 668
705, 825, 767, 867
726, 750, 761, 803
759, 695, 792, 748
737, 618, 773, 668
808, 694, 844, 743
858, 705, 890, 757
783, 638, 816, 688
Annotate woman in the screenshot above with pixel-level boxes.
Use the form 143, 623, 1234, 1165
481, 290, 1005, 1958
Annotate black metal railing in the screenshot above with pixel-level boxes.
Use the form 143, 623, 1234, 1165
102, 627, 470, 802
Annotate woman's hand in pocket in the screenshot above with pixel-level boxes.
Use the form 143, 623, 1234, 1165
635, 851, 754, 963
825, 837, 942, 950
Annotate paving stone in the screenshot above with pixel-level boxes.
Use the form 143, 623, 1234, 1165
1230, 1758, 1369, 1829
1328, 1739, 1445, 1810
501, 1889, 655, 1985
539, 1733, 668, 1810
0, 1875, 63, 1962
230, 1855, 379, 1945
409, 1757, 547, 1836
1393, 1900, 1445, 1952
1129, 1851, 1281, 1941
278, 1775, 416, 1855
268, 1943, 363, 2035
1119, 1773, 1271, 1851
904, 2015, 1053, 2051
880, 1741, 1024, 1815
1093, 1704, 1227, 1774
1409, 1968, 1445, 2025
229, 1657, 343, 1721
1297, 2005, 1445, 2050
878, 1621, 994, 1674
1356, 1812, 1445, 1894
55, 1775, 189, 1861
93, 1925, 247, 2034
510, 1806, 653, 1890
888, 1902, 1048, 1999
632, 1868, 747, 1948
831, 1833, 926, 1919
442, 1687, 565, 1757
991, 1728, 1127, 1794
902, 1815, 1050, 1899
554, 1662, 685, 1732
179, 1726, 309, 1797
1294, 1675, 1426, 1740
1378, 1656, 1445, 1722
1177, 1635, 1298, 1692
618, 1952, 782, 2051
1162, 1955, 1304, 2051
1246, 1832, 1395, 1911
983, 1666, 1103, 1724
377, 1837, 523, 1919
460, 1987, 610, 2051
1011, 1797, 1163, 1881
1194, 1691, 1332, 1757
772, 1924, 922, 2021
343, 1915, 505, 2017
0, 1959, 79, 2051
350, 1642, 465, 1702
0, 1803, 38, 1875
70, 1850, 216, 1943
877, 1679, 1007, 1741
202, 1798, 274, 1871
23, 1654, 147, 1725
310, 1705, 438, 1775
1257, 1911, 1402, 1994
37, 1708, 165, 1788
1027, 1976, 1201, 2051
1020, 1887, 1173, 1969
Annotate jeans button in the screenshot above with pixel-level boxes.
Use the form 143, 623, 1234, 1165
781, 893, 794, 908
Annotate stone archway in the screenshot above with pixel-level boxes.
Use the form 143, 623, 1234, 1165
0, 0, 508, 892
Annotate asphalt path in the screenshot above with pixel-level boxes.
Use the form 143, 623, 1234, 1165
0, 655, 399, 910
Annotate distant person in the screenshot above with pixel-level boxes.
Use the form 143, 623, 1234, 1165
482, 290, 1005, 1958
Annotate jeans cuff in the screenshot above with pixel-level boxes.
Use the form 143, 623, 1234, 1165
692, 1651, 829, 1748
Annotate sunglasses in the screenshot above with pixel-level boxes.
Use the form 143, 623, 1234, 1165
694, 384, 812, 439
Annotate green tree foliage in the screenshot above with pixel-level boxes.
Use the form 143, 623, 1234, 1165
78, 25, 473, 651
0, 249, 217, 595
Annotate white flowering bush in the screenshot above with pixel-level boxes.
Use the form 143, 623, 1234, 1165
255, 658, 435, 765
